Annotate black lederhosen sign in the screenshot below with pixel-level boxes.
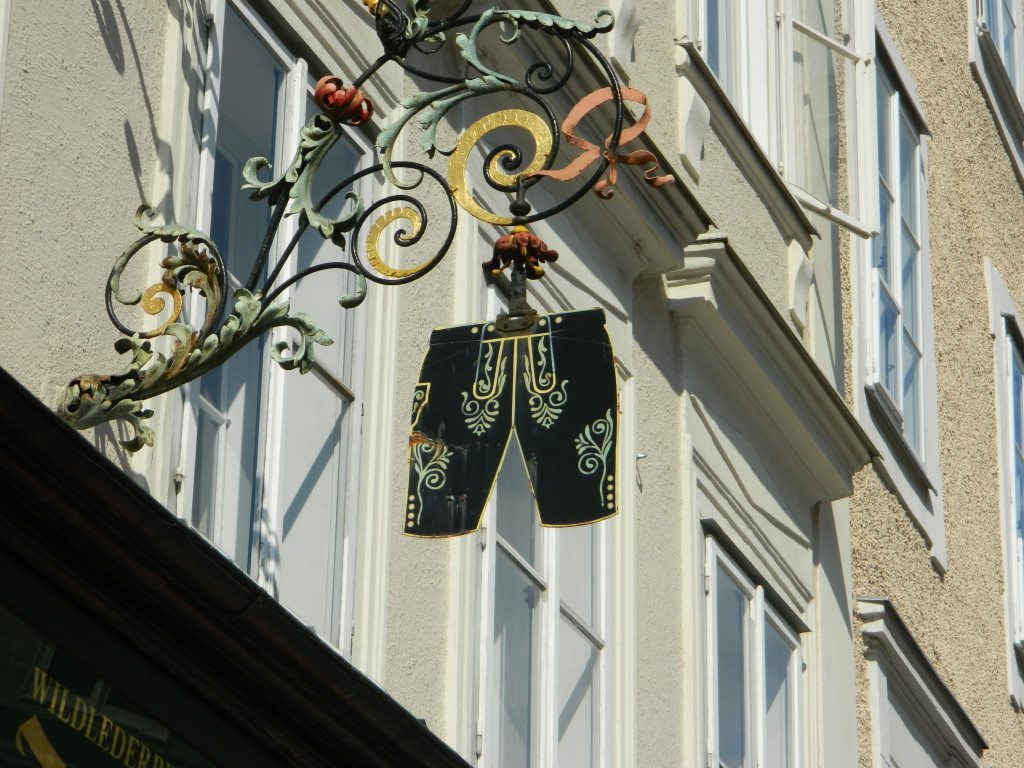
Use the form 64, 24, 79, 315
404, 308, 618, 537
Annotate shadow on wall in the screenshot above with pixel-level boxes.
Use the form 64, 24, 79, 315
79, 0, 210, 471
89, 0, 209, 217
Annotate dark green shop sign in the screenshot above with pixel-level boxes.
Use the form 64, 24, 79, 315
16, 667, 178, 767
1, 604, 212, 768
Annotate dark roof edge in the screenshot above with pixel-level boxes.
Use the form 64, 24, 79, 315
0, 367, 471, 768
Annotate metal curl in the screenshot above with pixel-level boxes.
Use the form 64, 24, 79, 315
524, 37, 574, 95
105, 208, 227, 340
483, 143, 524, 192
375, 0, 413, 56
507, 33, 629, 224
349, 162, 457, 286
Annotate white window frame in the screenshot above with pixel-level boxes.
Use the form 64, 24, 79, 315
475, 286, 609, 768
970, 0, 1024, 188
984, 258, 1024, 706
694, 0, 870, 233
859, 599, 986, 768
705, 537, 803, 768
867, 52, 927, 464
780, 0, 864, 229
696, 0, 774, 152
980, 0, 1022, 93
853, 14, 946, 569
176, 0, 373, 654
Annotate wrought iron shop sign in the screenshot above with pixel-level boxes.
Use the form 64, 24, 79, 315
58, 0, 673, 527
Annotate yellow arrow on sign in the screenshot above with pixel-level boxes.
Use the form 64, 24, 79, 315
14, 716, 65, 768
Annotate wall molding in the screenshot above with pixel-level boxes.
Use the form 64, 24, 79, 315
858, 598, 987, 766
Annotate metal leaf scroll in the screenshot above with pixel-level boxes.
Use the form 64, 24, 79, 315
59, 0, 674, 450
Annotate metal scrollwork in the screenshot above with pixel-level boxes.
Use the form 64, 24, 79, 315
61, 0, 675, 449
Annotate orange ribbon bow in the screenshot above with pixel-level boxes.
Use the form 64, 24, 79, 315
530, 87, 675, 199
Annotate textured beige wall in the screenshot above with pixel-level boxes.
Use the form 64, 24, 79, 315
694, 132, 793, 319
847, 0, 1024, 761
631, 275, 688, 765
380, 220, 457, 733
0, 0, 170, 463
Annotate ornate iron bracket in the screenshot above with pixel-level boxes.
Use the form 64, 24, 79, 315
60, 0, 674, 450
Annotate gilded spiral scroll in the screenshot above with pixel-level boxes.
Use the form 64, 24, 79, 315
365, 206, 426, 278
139, 282, 183, 339
448, 109, 553, 225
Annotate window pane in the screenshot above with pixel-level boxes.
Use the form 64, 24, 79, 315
716, 565, 748, 768
1015, 452, 1024, 522
191, 404, 220, 539
986, 0, 999, 32
903, 332, 922, 454
1012, 343, 1023, 450
557, 618, 599, 767
880, 289, 899, 398
1002, 0, 1017, 83
794, 0, 834, 35
875, 183, 894, 282
558, 525, 596, 626
274, 378, 352, 641
901, 225, 919, 337
213, 4, 284, 283
497, 433, 538, 565
192, 4, 285, 570
792, 29, 848, 206
877, 74, 893, 185
294, 101, 362, 379
494, 552, 539, 767
764, 622, 794, 768
706, 0, 734, 99
899, 116, 918, 233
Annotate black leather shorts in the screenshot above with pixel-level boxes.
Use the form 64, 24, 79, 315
404, 308, 618, 537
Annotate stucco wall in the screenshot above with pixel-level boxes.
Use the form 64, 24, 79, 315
0, 0, 171, 464
693, 131, 794, 320
631, 275, 688, 765
847, 0, 1024, 761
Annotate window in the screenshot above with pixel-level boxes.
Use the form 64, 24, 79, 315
1008, 333, 1024, 640
700, 0, 773, 145
853, 20, 944, 566
697, 0, 864, 228
482, 432, 607, 766
706, 539, 801, 768
787, 0, 859, 217
983, 0, 1019, 89
984, 259, 1024, 704
869, 53, 926, 459
180, 0, 370, 651
972, 0, 1024, 186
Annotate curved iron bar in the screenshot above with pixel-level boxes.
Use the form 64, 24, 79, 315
246, 195, 290, 291
60, 0, 674, 451
524, 36, 575, 95
392, 55, 467, 85
261, 260, 364, 309
349, 176, 459, 286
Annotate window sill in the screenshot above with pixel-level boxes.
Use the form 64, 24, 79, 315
972, 27, 1024, 189
1014, 639, 1024, 670
866, 382, 936, 493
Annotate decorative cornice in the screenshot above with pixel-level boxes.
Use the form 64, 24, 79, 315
858, 598, 987, 764
664, 233, 875, 502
